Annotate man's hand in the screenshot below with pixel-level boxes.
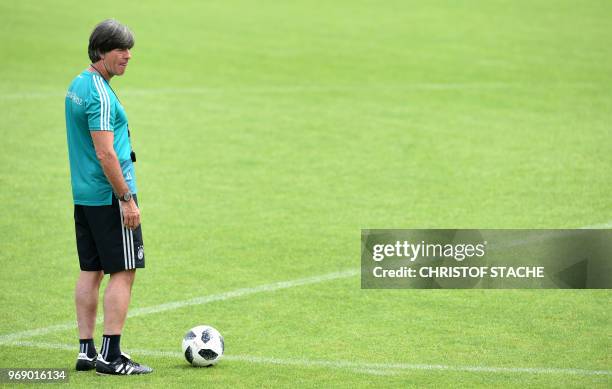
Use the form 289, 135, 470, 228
121, 198, 140, 230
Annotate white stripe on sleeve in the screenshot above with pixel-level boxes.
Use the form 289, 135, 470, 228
92, 76, 105, 130
93, 76, 111, 130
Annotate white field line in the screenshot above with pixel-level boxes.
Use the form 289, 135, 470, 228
581, 221, 612, 229
6, 341, 611, 377
352, 368, 400, 376
0, 269, 358, 345
485, 222, 612, 250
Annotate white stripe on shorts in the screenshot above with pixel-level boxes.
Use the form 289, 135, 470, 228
129, 229, 135, 269
118, 201, 128, 269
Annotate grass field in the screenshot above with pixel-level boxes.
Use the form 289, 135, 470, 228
1, 0, 611, 387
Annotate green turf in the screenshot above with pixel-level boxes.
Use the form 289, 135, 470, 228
0, 0, 611, 387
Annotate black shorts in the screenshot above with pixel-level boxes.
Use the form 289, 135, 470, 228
74, 195, 145, 274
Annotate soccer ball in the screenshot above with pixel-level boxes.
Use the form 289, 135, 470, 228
182, 325, 224, 367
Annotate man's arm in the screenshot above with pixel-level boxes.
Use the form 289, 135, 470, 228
91, 131, 140, 229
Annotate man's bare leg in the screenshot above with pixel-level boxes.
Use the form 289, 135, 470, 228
103, 270, 135, 333
99, 270, 135, 362
75, 270, 104, 339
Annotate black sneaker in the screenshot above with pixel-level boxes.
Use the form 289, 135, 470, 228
76, 353, 97, 371
96, 353, 153, 375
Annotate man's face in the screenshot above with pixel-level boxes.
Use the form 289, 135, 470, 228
103, 48, 132, 76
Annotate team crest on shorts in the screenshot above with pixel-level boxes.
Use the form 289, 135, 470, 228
137, 245, 145, 261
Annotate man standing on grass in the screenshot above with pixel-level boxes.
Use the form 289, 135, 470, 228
65, 19, 152, 375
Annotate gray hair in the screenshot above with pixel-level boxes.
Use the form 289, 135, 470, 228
88, 19, 134, 62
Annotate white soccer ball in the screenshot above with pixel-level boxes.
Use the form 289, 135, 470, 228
182, 325, 224, 367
